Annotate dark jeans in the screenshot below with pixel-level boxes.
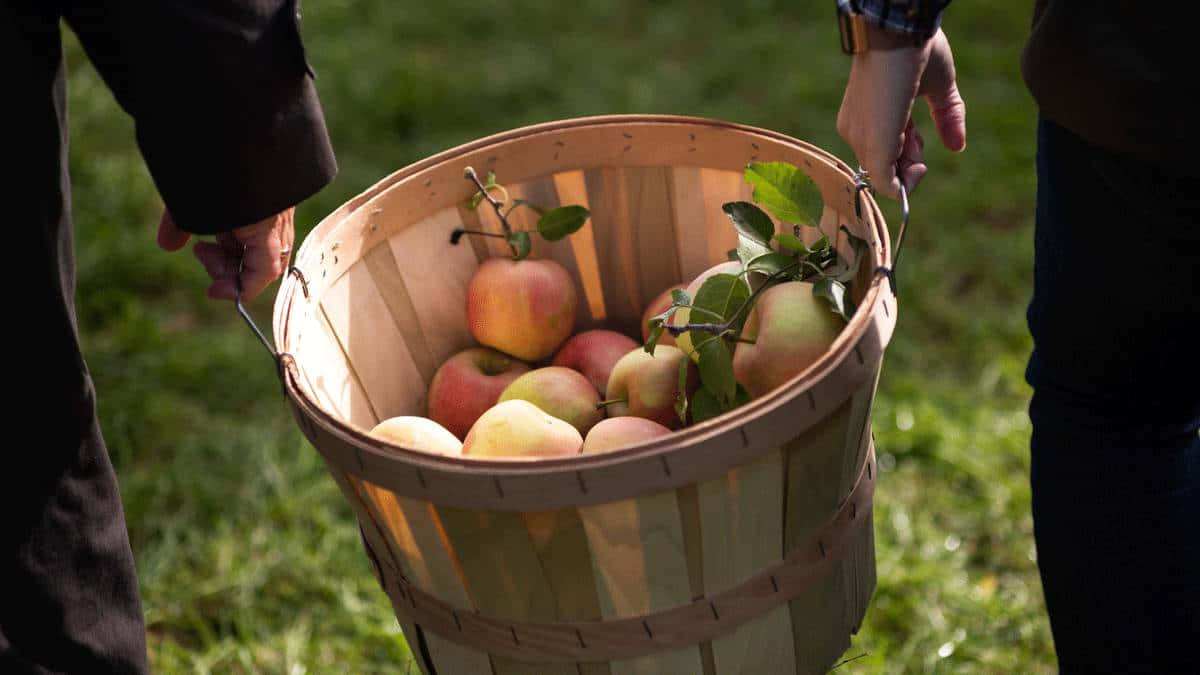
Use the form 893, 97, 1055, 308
1026, 119, 1200, 673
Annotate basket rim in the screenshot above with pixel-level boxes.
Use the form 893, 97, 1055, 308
274, 114, 895, 486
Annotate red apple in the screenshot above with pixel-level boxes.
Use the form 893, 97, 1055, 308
551, 329, 639, 395
462, 400, 583, 459
369, 417, 463, 456
467, 257, 578, 362
604, 345, 699, 430
732, 281, 846, 398
582, 417, 672, 455
499, 366, 604, 435
427, 347, 531, 439
641, 284, 686, 347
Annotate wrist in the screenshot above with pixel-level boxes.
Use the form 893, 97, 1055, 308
839, 11, 926, 54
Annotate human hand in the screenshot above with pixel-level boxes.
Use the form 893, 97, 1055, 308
157, 208, 296, 301
836, 28, 966, 199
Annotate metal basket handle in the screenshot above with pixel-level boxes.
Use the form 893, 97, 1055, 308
233, 244, 303, 393
853, 164, 911, 296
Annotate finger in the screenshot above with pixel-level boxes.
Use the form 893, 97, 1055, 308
926, 80, 967, 152
193, 241, 237, 287
157, 210, 191, 251
235, 241, 287, 301
898, 123, 928, 194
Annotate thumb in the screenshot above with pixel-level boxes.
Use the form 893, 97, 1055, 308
157, 210, 191, 251
925, 79, 967, 153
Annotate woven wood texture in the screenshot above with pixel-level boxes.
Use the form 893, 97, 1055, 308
274, 115, 895, 674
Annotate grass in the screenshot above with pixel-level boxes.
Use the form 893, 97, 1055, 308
65, 1, 1052, 672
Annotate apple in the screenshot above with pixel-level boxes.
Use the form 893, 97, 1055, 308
427, 347, 531, 440
467, 257, 578, 362
671, 261, 754, 362
551, 329, 639, 394
732, 281, 846, 398
582, 416, 672, 455
369, 416, 463, 456
604, 344, 699, 430
498, 366, 604, 435
640, 284, 686, 347
462, 399, 583, 458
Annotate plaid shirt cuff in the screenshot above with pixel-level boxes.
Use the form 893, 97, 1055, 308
836, 0, 950, 41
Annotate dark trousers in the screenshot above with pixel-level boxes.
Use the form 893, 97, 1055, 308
1026, 119, 1200, 672
2, 5, 149, 673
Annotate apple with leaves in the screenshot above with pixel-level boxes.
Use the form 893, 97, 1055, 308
498, 366, 604, 435
427, 347, 531, 439
466, 257, 578, 362
369, 416, 464, 456
551, 329, 640, 395
582, 417, 672, 455
462, 399, 583, 458
733, 280, 846, 398
603, 345, 699, 430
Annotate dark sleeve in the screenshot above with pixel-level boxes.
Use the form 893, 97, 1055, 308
836, 0, 951, 41
63, 0, 337, 235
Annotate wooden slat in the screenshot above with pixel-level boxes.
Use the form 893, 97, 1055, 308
698, 449, 797, 674
523, 509, 612, 675
387, 207, 481, 371
361, 243, 439, 386
321, 262, 426, 421
783, 401, 855, 674
293, 307, 379, 430
669, 167, 714, 282
356, 482, 495, 674
584, 167, 642, 337
435, 507, 576, 675
625, 167, 683, 311
554, 170, 607, 324
579, 492, 704, 674
676, 484, 717, 675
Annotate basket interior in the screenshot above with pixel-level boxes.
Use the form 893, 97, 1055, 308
286, 160, 872, 436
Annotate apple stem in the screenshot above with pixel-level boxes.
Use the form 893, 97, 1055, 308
465, 166, 526, 259
595, 398, 627, 409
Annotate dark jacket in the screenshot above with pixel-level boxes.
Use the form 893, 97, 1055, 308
2, 1, 334, 671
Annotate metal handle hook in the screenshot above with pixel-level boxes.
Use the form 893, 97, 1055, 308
853, 165, 911, 296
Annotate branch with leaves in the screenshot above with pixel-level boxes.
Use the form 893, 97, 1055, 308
642, 161, 869, 425
450, 167, 591, 261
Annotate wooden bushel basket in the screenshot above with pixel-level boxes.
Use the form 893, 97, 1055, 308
272, 115, 896, 674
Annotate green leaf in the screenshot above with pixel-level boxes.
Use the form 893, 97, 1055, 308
537, 205, 590, 241
696, 337, 736, 403
692, 273, 751, 332
690, 383, 751, 425
644, 318, 666, 354
689, 388, 722, 425
810, 235, 830, 252
468, 191, 486, 210
674, 357, 691, 424
736, 236, 773, 271
745, 251, 796, 277
745, 161, 824, 226
774, 232, 810, 255
670, 288, 691, 306
813, 277, 854, 320
507, 231, 532, 261
722, 202, 775, 246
